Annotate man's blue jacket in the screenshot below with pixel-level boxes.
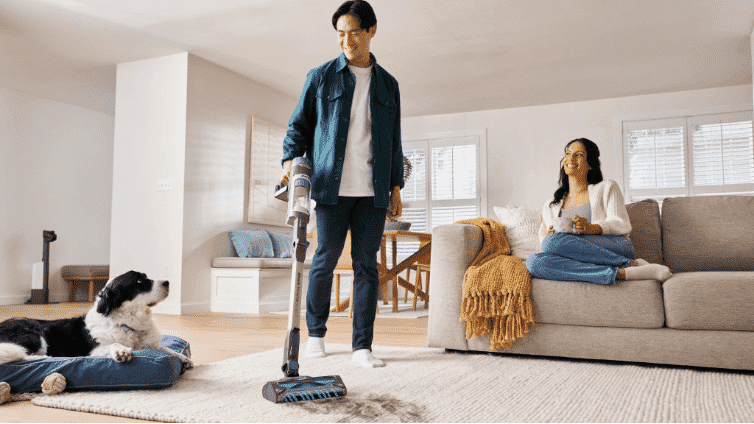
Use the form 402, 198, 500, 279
282, 53, 404, 208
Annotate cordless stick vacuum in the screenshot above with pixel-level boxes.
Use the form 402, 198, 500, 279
262, 157, 347, 403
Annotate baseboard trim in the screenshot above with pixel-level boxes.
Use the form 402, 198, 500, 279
181, 302, 209, 315
0, 294, 30, 306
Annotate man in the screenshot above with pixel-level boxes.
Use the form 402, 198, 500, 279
280, 0, 403, 368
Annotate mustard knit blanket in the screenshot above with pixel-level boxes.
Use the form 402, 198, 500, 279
456, 217, 535, 350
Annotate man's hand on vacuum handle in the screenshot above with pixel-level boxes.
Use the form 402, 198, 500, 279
281, 160, 292, 187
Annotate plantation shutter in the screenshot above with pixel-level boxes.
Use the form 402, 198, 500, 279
623, 118, 687, 202
623, 111, 754, 203
689, 111, 754, 194
397, 136, 482, 257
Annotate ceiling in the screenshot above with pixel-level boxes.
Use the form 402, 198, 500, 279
1, 0, 753, 117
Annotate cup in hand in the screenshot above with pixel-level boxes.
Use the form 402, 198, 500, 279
553, 217, 575, 233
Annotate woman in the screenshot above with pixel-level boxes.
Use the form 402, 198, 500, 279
526, 138, 672, 285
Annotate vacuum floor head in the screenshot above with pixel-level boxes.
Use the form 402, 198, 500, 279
263, 375, 346, 403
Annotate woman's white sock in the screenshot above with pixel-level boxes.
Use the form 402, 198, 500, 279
624, 263, 672, 282
352, 349, 385, 368
635, 258, 650, 266
305, 336, 326, 358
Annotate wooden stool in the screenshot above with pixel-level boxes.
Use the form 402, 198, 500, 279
411, 264, 430, 310
61, 265, 109, 302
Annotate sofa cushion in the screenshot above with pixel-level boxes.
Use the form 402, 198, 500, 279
531, 278, 665, 328
662, 195, 754, 272
663, 271, 754, 331
625, 199, 663, 265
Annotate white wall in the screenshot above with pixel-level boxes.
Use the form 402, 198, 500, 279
182, 54, 296, 313
0, 87, 113, 304
110, 53, 297, 315
403, 84, 753, 213
110, 53, 189, 315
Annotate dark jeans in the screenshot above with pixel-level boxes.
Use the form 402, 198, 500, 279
307, 196, 387, 351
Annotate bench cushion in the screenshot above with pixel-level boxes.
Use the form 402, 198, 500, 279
663, 271, 754, 331
531, 277, 665, 329
211, 257, 313, 269
61, 265, 109, 278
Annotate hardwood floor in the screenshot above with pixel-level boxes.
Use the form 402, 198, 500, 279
1, 302, 428, 423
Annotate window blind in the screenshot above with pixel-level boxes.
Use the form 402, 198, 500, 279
626, 126, 685, 190
396, 135, 483, 257
431, 145, 477, 200
623, 111, 754, 202
690, 114, 754, 192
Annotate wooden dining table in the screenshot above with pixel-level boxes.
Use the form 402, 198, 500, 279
377, 230, 432, 313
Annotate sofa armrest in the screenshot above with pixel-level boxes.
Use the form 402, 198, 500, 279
427, 224, 484, 350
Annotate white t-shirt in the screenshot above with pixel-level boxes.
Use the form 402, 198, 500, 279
338, 64, 374, 197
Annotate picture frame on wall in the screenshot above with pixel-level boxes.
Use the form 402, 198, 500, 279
247, 117, 289, 226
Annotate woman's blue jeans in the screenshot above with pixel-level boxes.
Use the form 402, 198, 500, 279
0, 335, 189, 393
526, 233, 635, 285
307, 196, 386, 351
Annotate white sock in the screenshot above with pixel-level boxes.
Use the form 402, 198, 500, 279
305, 336, 326, 358
624, 263, 672, 282
352, 349, 385, 368
635, 258, 651, 266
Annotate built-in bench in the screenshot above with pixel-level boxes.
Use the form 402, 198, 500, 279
210, 257, 313, 314
211, 224, 357, 314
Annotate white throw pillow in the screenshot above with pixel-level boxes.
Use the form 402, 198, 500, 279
493, 205, 542, 261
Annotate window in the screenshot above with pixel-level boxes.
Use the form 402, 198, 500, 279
623, 111, 754, 203
394, 130, 487, 256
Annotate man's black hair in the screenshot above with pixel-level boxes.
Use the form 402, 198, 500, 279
332, 0, 377, 31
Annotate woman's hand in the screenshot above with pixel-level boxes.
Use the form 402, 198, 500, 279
573, 215, 602, 235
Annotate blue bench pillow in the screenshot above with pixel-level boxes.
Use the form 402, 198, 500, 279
228, 230, 274, 258
266, 230, 293, 258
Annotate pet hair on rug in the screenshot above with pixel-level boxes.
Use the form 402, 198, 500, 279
286, 393, 426, 423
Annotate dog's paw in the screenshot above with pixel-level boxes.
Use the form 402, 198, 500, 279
0, 382, 10, 405
109, 345, 132, 362
41, 373, 66, 395
182, 358, 194, 371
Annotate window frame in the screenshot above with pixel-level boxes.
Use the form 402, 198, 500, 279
394, 129, 488, 257
615, 104, 754, 203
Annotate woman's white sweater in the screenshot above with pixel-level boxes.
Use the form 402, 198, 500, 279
538, 179, 632, 243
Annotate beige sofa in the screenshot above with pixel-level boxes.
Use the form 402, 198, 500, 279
428, 195, 754, 370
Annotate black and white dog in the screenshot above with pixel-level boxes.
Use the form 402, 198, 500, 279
0, 271, 192, 368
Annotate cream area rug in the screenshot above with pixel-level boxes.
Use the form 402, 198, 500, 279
32, 344, 754, 423
272, 299, 429, 318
